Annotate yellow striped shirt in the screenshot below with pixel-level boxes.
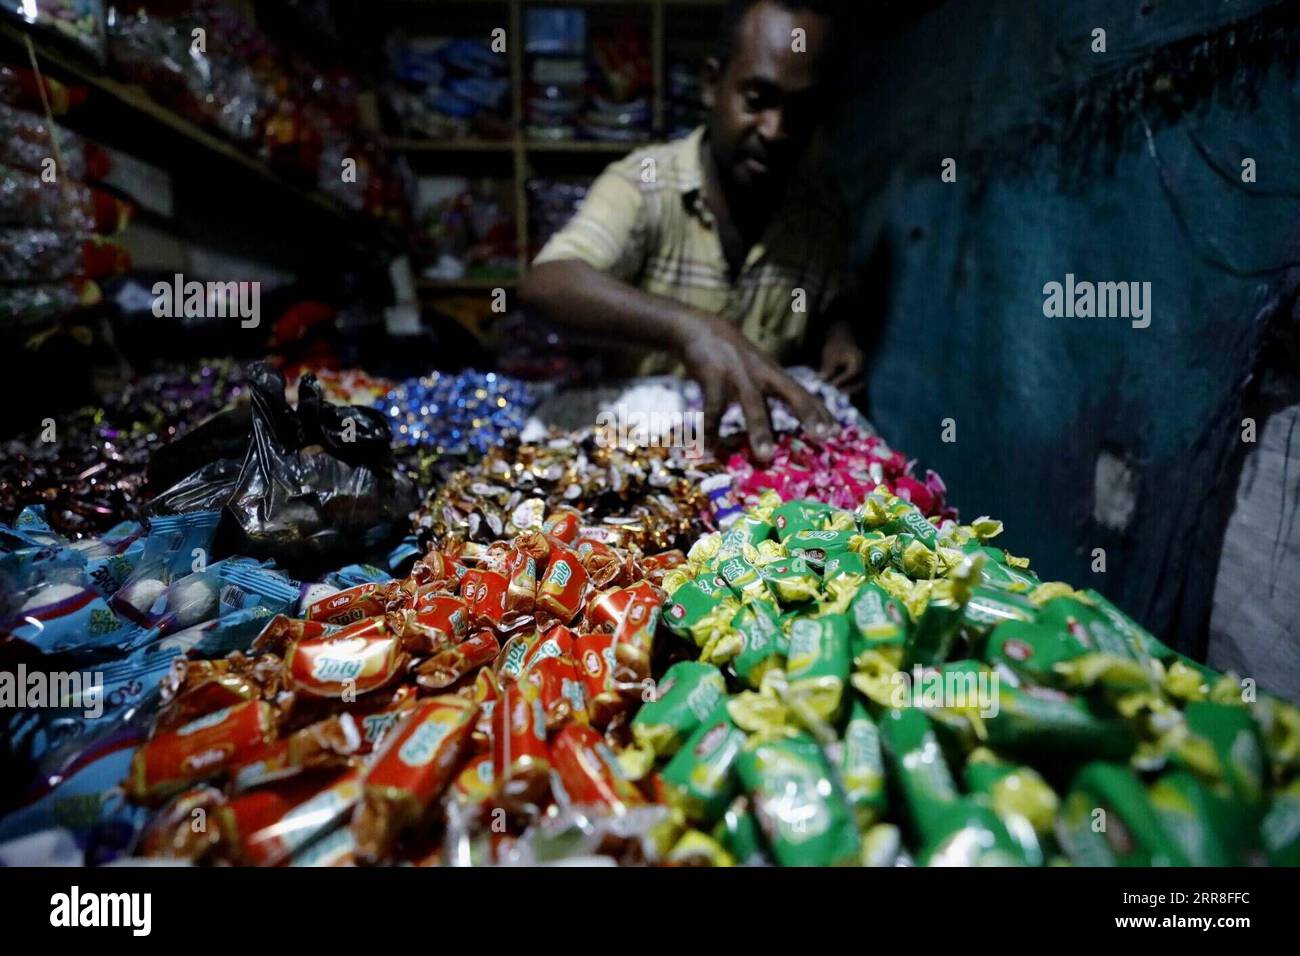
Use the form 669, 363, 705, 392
532, 127, 846, 376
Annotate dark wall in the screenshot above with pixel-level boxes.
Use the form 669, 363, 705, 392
832, 0, 1300, 654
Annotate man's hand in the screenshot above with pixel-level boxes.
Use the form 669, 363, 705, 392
679, 314, 834, 462
819, 319, 865, 392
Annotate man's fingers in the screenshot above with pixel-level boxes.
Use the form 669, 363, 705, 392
736, 374, 776, 463
700, 374, 726, 455
768, 367, 835, 437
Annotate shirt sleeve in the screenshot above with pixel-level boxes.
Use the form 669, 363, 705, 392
532, 167, 649, 282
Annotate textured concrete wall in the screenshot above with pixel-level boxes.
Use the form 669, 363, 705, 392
832, 0, 1300, 656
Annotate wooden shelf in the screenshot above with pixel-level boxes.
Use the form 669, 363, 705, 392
388, 136, 652, 154
1, 20, 401, 250
418, 277, 519, 291
386, 137, 515, 153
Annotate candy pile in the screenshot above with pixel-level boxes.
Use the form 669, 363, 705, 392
726, 427, 953, 517
645, 488, 1300, 866
377, 370, 537, 456
0, 361, 248, 538
0, 503, 310, 832
100, 508, 692, 866
413, 431, 723, 555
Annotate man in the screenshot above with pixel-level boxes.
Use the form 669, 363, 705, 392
519, 0, 863, 461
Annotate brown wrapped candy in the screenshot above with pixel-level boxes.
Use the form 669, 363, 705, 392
492, 679, 550, 811
283, 615, 408, 699
414, 628, 501, 691
218, 769, 363, 866
126, 699, 281, 804
229, 713, 365, 791
352, 695, 479, 864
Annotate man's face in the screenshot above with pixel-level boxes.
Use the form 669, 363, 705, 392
704, 1, 832, 193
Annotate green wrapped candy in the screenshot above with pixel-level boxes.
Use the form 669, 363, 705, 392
1055, 762, 1189, 866
661, 701, 748, 824
921, 799, 1029, 866
1261, 778, 1300, 867
984, 619, 1088, 685
1147, 771, 1239, 867
759, 555, 822, 605
963, 544, 1040, 590
1078, 589, 1179, 663
717, 552, 772, 602
771, 500, 833, 542
1178, 701, 1268, 818
731, 599, 788, 689
785, 612, 852, 726
849, 579, 909, 661
736, 731, 860, 866
938, 661, 1136, 760
829, 699, 887, 828
711, 795, 769, 866
859, 489, 939, 549
785, 528, 857, 570
904, 587, 967, 669
719, 514, 774, 557
663, 577, 735, 647
879, 707, 960, 845
1036, 596, 1153, 664
823, 550, 867, 584
960, 585, 1037, 638
963, 748, 1057, 866
850, 531, 894, 573
631, 661, 727, 760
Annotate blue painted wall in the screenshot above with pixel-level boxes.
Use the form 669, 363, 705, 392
832, 0, 1300, 652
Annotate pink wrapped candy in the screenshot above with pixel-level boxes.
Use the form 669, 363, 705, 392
726, 427, 953, 519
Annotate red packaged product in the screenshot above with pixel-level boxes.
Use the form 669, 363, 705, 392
573, 631, 630, 728
459, 568, 509, 627
550, 723, 645, 813
402, 594, 471, 652
521, 623, 587, 728
305, 582, 391, 626
284, 616, 408, 699
536, 547, 587, 624
542, 509, 582, 545
127, 700, 280, 803
414, 628, 501, 691
251, 614, 335, 655
228, 714, 365, 791
219, 769, 363, 866
492, 680, 550, 811
352, 695, 479, 863
501, 548, 539, 614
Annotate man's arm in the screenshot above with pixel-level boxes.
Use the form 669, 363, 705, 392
520, 259, 833, 460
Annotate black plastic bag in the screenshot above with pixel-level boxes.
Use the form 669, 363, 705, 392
225, 365, 418, 566
149, 364, 417, 570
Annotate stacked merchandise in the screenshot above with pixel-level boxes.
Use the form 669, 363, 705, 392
649, 489, 1300, 866
0, 65, 132, 324
385, 35, 511, 143
581, 22, 651, 144
3, 365, 1294, 866
106, 1, 406, 224
665, 59, 706, 141
523, 7, 586, 143
414, 177, 517, 282
524, 8, 651, 144
526, 177, 588, 256
0, 361, 249, 539
3, 0, 106, 58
